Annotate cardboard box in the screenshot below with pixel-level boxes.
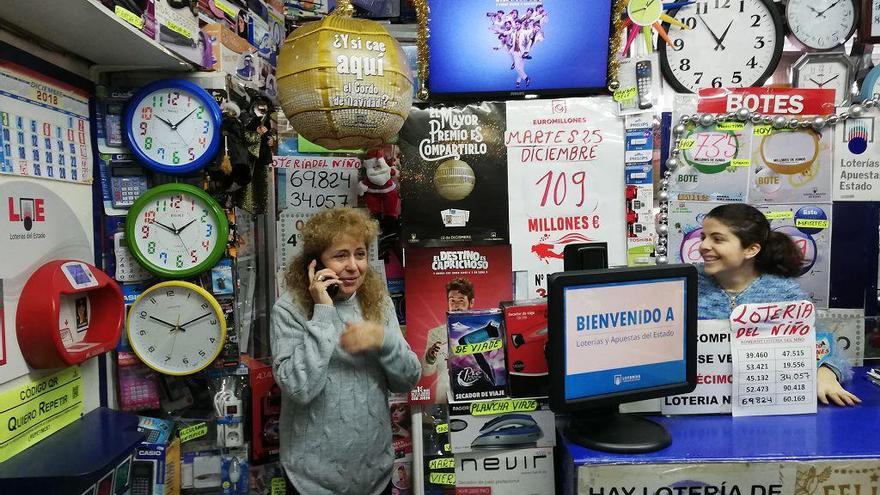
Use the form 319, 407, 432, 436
501, 301, 549, 398
153, 0, 205, 66
203, 23, 261, 89
243, 354, 281, 463
454, 447, 554, 495
103, 0, 156, 39
448, 399, 555, 454
447, 310, 507, 402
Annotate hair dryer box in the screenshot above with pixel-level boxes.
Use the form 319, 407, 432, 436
446, 310, 508, 402
501, 300, 549, 398
454, 446, 555, 495
448, 399, 555, 454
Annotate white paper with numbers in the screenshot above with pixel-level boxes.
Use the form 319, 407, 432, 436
730, 300, 817, 417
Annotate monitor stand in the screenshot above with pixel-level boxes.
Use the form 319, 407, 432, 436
565, 406, 671, 453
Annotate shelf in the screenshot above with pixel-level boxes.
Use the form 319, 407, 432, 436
0, 0, 193, 73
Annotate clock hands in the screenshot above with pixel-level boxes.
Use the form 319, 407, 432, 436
821, 74, 840, 86
176, 219, 197, 233
171, 108, 198, 130
809, 77, 823, 86
179, 313, 212, 329
149, 315, 179, 329
715, 20, 734, 51
171, 222, 193, 255
697, 13, 726, 51
155, 115, 175, 128
817, 0, 844, 17
153, 219, 178, 234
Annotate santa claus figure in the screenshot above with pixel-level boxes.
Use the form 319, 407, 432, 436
359, 149, 400, 220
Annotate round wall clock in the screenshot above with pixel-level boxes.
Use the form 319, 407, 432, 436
126, 183, 228, 278
792, 52, 856, 106
125, 79, 222, 175
127, 281, 226, 375
628, 0, 663, 26
658, 0, 784, 93
786, 0, 858, 50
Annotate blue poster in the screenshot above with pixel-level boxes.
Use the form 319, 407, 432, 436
427, 0, 612, 94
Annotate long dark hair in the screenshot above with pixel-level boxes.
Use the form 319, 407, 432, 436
706, 203, 803, 277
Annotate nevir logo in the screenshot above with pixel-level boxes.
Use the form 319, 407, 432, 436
7, 197, 46, 231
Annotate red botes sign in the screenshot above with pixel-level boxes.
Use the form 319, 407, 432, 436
697, 88, 836, 115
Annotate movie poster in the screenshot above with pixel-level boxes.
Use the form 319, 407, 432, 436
404, 245, 512, 404
506, 97, 626, 298
399, 103, 508, 247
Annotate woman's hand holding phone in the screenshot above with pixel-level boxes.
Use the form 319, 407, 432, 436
308, 259, 341, 305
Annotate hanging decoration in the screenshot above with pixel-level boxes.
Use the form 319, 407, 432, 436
655, 96, 878, 264
276, 0, 414, 149
607, 0, 628, 91
622, 0, 691, 56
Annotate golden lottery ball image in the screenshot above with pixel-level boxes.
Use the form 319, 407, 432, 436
434, 159, 476, 201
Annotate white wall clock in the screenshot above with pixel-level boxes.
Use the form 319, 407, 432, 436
127, 281, 226, 375
786, 0, 858, 50
792, 52, 856, 106
659, 0, 784, 93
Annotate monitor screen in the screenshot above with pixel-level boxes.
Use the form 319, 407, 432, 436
548, 265, 698, 413
426, 0, 612, 99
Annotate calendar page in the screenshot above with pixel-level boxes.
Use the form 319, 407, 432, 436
0, 61, 93, 184
730, 300, 817, 417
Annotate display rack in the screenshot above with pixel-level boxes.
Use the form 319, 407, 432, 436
0, 0, 194, 73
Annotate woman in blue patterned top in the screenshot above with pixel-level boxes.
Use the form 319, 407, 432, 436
697, 203, 860, 407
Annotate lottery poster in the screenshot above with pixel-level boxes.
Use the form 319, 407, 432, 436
399, 102, 509, 247
404, 245, 512, 404
273, 156, 362, 290
754, 204, 831, 308
833, 115, 880, 201
666, 201, 719, 265
748, 126, 833, 204
730, 300, 817, 417
0, 61, 93, 184
505, 97, 627, 298
670, 95, 751, 202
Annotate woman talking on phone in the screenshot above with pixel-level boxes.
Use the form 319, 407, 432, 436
271, 208, 420, 495
697, 203, 859, 407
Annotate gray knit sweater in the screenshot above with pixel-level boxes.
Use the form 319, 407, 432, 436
270, 294, 421, 495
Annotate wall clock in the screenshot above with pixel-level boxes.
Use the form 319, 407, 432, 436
792, 52, 856, 106
126, 183, 228, 278
16, 260, 124, 368
658, 0, 784, 93
858, 0, 880, 43
127, 281, 226, 375
125, 79, 222, 175
785, 0, 857, 50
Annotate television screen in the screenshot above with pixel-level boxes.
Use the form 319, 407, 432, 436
562, 277, 688, 401
427, 0, 612, 98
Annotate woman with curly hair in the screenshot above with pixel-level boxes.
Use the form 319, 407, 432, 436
272, 208, 421, 495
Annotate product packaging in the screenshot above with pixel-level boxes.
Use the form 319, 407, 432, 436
501, 300, 549, 398
448, 398, 555, 454
447, 309, 507, 402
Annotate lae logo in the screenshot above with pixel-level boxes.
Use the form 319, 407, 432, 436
7, 197, 45, 231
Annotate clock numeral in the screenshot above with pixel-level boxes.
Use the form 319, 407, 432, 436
182, 357, 189, 365
210, 337, 216, 343
166, 289, 175, 297
731, 71, 743, 85
680, 16, 697, 29
172, 151, 180, 165
694, 71, 704, 85
202, 240, 211, 251
190, 199, 196, 211
203, 121, 210, 134
168, 91, 180, 106
148, 345, 155, 353
141, 107, 153, 121
160, 252, 168, 264
152, 95, 164, 108
191, 249, 198, 263
746, 56, 758, 69
754, 36, 765, 49
170, 195, 182, 209
201, 212, 208, 223
199, 350, 206, 357
188, 148, 195, 161
201, 303, 210, 310
210, 319, 218, 325
750, 14, 761, 28
147, 241, 156, 254
712, 76, 722, 88
144, 211, 156, 224
144, 137, 152, 150
139, 330, 146, 336
673, 38, 684, 51
157, 147, 165, 159
141, 225, 150, 239
176, 255, 184, 268
139, 311, 147, 319
165, 355, 171, 362
150, 297, 157, 304
680, 58, 691, 72
196, 107, 204, 120
739, 0, 744, 13
139, 121, 148, 136
205, 224, 213, 238
695, 3, 707, 14
199, 136, 207, 147
714, 0, 730, 8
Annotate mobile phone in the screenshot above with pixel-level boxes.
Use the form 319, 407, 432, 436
314, 260, 340, 298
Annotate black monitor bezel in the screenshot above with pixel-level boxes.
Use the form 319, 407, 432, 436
547, 264, 699, 413
423, 0, 614, 103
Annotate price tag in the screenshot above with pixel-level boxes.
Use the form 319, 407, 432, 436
164, 20, 192, 39
470, 398, 538, 416
763, 211, 794, 220
270, 478, 286, 495
731, 158, 751, 167
754, 125, 773, 136
428, 457, 455, 470
716, 122, 745, 131
613, 87, 638, 102
435, 423, 449, 434
115, 6, 145, 29
429, 472, 456, 485
213, 0, 239, 18
678, 138, 696, 150
729, 300, 817, 417
795, 218, 830, 229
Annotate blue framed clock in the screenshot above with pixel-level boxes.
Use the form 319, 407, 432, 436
860, 64, 880, 102
125, 79, 222, 175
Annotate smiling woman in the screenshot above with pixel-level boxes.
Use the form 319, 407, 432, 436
271, 208, 420, 495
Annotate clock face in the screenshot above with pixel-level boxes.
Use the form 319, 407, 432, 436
659, 0, 783, 93
127, 282, 226, 375
786, 0, 856, 50
127, 184, 228, 278
794, 59, 852, 106
126, 80, 221, 175
628, 0, 662, 26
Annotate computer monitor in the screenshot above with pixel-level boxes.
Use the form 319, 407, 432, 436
547, 264, 698, 453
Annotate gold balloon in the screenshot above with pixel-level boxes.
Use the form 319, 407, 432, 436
277, 11, 413, 150
434, 159, 476, 201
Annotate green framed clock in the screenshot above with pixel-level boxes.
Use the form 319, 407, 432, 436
126, 183, 229, 278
